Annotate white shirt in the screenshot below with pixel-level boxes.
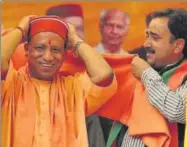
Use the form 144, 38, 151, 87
94, 42, 126, 55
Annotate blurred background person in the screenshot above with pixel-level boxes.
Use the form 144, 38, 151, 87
94, 9, 130, 54
46, 4, 84, 39
95, 9, 146, 58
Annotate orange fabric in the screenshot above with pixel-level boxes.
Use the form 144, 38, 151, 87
2, 62, 117, 147
10, 47, 187, 147
11, 44, 27, 70
31, 78, 51, 147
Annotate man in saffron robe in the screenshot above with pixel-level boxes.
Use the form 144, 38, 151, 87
46, 4, 106, 147
1, 15, 117, 147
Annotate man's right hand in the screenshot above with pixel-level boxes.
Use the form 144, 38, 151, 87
66, 22, 83, 49
18, 15, 37, 35
132, 56, 151, 79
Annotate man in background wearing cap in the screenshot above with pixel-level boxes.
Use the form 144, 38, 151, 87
46, 4, 106, 147
46, 4, 84, 39
2, 15, 117, 147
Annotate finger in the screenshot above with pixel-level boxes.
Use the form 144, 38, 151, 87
27, 15, 37, 18
25, 15, 38, 21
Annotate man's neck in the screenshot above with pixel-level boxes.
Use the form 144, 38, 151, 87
28, 67, 53, 82
154, 56, 184, 72
101, 41, 124, 54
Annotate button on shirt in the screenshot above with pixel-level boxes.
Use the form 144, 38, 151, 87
32, 78, 51, 147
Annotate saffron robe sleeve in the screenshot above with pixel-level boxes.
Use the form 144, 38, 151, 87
1, 62, 18, 147
2, 61, 18, 100
11, 44, 27, 70
77, 72, 117, 116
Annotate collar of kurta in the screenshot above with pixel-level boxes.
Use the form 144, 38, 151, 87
158, 58, 185, 75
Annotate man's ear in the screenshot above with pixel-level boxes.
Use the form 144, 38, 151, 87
174, 38, 185, 54
24, 42, 29, 56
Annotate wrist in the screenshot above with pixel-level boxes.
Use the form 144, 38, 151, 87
15, 27, 25, 43
73, 40, 84, 53
71, 35, 82, 47
141, 68, 160, 86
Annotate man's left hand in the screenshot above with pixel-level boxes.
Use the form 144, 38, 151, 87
66, 22, 82, 49
132, 56, 151, 79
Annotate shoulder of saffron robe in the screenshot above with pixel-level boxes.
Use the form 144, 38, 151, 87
11, 43, 28, 70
